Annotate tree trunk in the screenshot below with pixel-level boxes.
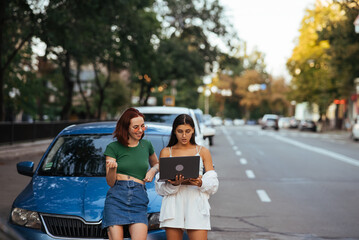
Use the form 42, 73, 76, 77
76, 62, 91, 119
94, 62, 111, 120
60, 53, 74, 120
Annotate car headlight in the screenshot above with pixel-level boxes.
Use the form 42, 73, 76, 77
148, 212, 160, 230
11, 208, 41, 229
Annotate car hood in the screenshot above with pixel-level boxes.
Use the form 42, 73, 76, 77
13, 176, 109, 222
13, 176, 162, 222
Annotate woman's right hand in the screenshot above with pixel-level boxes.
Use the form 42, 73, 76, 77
106, 159, 118, 169
167, 174, 188, 186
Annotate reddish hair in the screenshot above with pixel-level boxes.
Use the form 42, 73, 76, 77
114, 108, 145, 146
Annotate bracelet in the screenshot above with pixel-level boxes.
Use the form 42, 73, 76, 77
152, 165, 159, 173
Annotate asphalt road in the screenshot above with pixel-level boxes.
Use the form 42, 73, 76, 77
208, 125, 359, 240
1, 127, 358, 240
0, 139, 51, 220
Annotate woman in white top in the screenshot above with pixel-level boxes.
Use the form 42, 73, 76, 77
155, 114, 219, 240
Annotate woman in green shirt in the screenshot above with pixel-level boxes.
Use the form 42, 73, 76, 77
102, 108, 159, 240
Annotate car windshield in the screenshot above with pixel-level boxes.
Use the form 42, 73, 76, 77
143, 113, 201, 137
143, 135, 170, 157
39, 134, 113, 177
143, 113, 177, 125
38, 133, 169, 177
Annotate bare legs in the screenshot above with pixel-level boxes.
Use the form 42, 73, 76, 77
108, 223, 147, 240
107, 225, 123, 240
165, 227, 207, 240
129, 223, 148, 240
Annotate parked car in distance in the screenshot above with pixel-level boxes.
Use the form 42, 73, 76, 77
298, 119, 317, 132
289, 117, 299, 128
261, 114, 279, 130
193, 109, 216, 146
246, 119, 257, 125
233, 119, 245, 126
278, 117, 291, 129
223, 118, 233, 126
351, 116, 359, 141
135, 106, 207, 147
203, 114, 213, 127
211, 116, 223, 127
9, 122, 179, 240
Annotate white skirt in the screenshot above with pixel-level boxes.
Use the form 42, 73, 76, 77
159, 185, 211, 230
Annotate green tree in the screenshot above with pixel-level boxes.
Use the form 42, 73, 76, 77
286, 2, 339, 116
0, 0, 43, 121
150, 0, 237, 107
318, 0, 359, 98
40, 0, 160, 119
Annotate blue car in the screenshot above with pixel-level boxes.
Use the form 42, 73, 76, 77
8, 122, 173, 240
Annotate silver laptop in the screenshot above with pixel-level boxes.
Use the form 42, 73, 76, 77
159, 156, 200, 181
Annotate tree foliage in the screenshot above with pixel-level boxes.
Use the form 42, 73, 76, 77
317, 0, 359, 98
287, 2, 338, 115
1, 0, 278, 122
287, 0, 359, 116
0, 0, 43, 121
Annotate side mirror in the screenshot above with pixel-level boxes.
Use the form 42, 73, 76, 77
17, 161, 34, 177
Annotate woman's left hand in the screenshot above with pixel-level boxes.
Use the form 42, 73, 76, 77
188, 176, 202, 187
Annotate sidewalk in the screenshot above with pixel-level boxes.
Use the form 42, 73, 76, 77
0, 139, 52, 162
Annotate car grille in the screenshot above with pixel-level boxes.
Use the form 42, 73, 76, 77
41, 214, 117, 239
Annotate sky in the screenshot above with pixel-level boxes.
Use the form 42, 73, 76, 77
219, 0, 316, 81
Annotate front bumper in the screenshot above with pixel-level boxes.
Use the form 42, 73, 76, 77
9, 223, 166, 240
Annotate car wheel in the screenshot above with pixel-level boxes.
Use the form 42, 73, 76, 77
209, 137, 213, 146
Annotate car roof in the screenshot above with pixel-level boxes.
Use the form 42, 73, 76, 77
136, 106, 192, 114
59, 121, 172, 136
263, 114, 279, 119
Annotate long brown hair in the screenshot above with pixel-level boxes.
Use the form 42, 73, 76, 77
167, 114, 197, 147
113, 108, 145, 146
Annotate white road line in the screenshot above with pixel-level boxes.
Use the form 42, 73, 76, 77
232, 146, 238, 150
269, 134, 359, 167
256, 189, 271, 202
239, 158, 247, 165
235, 150, 242, 156
246, 170, 255, 179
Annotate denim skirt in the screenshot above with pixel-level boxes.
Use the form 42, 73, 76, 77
102, 180, 149, 229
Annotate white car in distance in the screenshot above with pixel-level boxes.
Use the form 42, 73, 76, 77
193, 109, 216, 146
135, 106, 208, 147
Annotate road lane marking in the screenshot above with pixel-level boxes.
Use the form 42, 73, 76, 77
256, 189, 271, 202
235, 150, 242, 156
269, 134, 359, 167
246, 170, 255, 178
239, 158, 247, 165
232, 146, 238, 150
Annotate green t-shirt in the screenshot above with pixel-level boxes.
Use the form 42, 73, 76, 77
104, 139, 155, 180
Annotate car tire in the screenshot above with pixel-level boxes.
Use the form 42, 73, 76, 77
209, 137, 213, 146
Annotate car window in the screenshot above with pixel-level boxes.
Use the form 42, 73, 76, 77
194, 112, 204, 124
143, 113, 178, 125
38, 134, 113, 177
143, 135, 170, 157
38, 134, 169, 177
